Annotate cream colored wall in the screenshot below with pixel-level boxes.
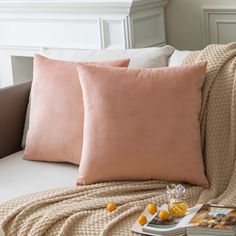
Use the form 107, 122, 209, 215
165, 0, 236, 50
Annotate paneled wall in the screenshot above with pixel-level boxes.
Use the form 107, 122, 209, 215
165, 0, 236, 50
0, 0, 168, 88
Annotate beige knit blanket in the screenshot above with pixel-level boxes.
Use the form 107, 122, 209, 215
1, 43, 236, 236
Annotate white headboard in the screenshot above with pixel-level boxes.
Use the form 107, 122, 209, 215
0, 0, 168, 87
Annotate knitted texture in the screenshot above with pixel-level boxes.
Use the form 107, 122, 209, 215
1, 43, 236, 235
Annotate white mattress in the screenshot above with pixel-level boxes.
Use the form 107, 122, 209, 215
0, 151, 78, 203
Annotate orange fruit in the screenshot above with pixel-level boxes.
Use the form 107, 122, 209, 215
159, 210, 169, 221
147, 203, 158, 215
106, 202, 117, 212
138, 215, 147, 226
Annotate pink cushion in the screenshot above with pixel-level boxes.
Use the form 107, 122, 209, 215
24, 55, 130, 165
76, 62, 209, 186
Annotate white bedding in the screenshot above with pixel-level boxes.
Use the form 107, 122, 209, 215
0, 151, 78, 203
168, 50, 192, 67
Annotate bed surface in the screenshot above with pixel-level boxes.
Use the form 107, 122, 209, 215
0, 151, 78, 203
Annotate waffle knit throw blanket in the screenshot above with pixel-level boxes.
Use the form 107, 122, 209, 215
1, 43, 236, 236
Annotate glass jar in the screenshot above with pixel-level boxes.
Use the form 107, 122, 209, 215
167, 184, 188, 218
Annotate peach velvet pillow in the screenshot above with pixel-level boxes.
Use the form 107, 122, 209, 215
24, 55, 130, 165
77, 62, 209, 186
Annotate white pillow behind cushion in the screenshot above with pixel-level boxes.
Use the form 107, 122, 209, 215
168, 50, 192, 67
21, 46, 175, 148
40, 46, 175, 68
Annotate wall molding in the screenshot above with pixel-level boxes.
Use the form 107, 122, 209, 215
0, 0, 168, 14
0, 0, 168, 87
0, 0, 168, 50
130, 11, 165, 48
203, 7, 236, 46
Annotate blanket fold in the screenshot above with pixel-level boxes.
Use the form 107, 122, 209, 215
1, 43, 236, 236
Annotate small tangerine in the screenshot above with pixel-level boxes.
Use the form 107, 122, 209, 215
138, 215, 147, 226
147, 203, 158, 215
106, 202, 117, 212
159, 210, 169, 221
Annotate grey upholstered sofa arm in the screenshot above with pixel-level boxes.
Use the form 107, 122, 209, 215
0, 81, 31, 159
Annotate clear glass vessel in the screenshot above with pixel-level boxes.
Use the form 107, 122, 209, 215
167, 184, 188, 218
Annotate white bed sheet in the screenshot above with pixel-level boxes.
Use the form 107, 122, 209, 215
0, 151, 78, 203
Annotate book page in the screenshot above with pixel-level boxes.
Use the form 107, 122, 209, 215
188, 205, 236, 231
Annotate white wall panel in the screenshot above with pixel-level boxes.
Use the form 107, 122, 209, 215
0, 19, 101, 49
165, 0, 236, 50
131, 9, 165, 48
217, 22, 236, 44
0, 0, 168, 87
101, 19, 126, 49
203, 8, 236, 45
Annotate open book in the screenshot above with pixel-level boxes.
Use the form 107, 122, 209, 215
187, 204, 236, 236
132, 204, 236, 236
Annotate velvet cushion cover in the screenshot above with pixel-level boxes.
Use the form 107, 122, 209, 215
22, 46, 175, 148
24, 55, 130, 165
77, 62, 209, 186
